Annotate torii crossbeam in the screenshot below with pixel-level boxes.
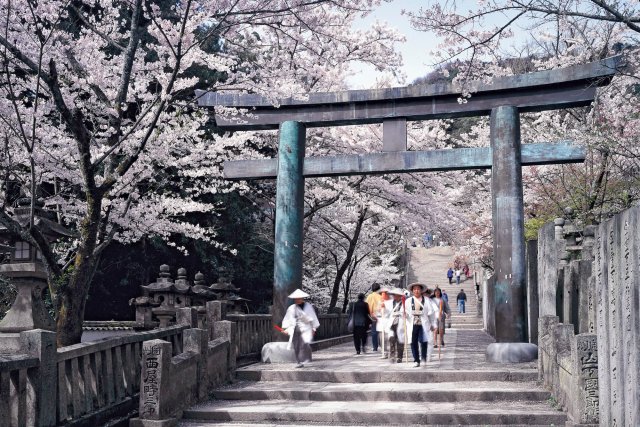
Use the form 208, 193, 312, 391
197, 56, 621, 348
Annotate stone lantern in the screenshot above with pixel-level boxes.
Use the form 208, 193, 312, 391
209, 267, 246, 312
138, 265, 192, 328
191, 271, 217, 306
0, 199, 74, 351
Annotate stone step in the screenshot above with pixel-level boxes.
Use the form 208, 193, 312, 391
212, 380, 549, 402
182, 399, 567, 425
181, 423, 558, 427
236, 368, 537, 383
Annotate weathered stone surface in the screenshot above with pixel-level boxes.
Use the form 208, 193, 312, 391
272, 121, 306, 342
575, 260, 593, 334
594, 206, 640, 427
139, 339, 172, 421
485, 342, 538, 363
214, 320, 237, 375
537, 315, 559, 384
564, 261, 580, 333
261, 341, 297, 363
526, 240, 539, 344
21, 329, 56, 427
538, 223, 560, 317
0, 276, 55, 333
483, 275, 495, 337
572, 334, 599, 424
177, 307, 198, 328
490, 106, 526, 343
183, 328, 208, 400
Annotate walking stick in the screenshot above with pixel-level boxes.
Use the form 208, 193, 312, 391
438, 299, 443, 361
402, 295, 408, 363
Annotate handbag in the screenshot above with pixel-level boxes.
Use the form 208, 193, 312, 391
347, 315, 354, 333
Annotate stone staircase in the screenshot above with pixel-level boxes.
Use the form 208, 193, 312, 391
178, 246, 564, 426
407, 246, 483, 331
179, 328, 565, 426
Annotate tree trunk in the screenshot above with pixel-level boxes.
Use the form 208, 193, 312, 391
55, 194, 102, 347
328, 208, 367, 310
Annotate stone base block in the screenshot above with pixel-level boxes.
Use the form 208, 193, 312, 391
129, 417, 178, 427
0, 333, 23, 354
261, 341, 296, 363
486, 342, 538, 363
565, 422, 598, 427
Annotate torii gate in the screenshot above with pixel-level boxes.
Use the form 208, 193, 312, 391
196, 57, 620, 347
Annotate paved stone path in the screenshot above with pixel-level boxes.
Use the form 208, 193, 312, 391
408, 246, 482, 330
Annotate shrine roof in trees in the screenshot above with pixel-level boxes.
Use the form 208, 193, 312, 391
196, 56, 621, 131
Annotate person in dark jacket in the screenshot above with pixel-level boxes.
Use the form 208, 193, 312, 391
349, 293, 371, 354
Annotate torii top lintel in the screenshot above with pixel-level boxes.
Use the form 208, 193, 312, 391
196, 56, 621, 131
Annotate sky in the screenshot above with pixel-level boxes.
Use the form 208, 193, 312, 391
348, 1, 435, 88
347, 0, 532, 89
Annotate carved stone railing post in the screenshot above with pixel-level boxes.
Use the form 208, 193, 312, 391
176, 307, 198, 328
21, 329, 56, 427
136, 340, 172, 425
183, 329, 208, 400
213, 320, 237, 379
571, 334, 599, 425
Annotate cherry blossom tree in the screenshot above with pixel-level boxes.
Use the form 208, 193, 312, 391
403, 0, 640, 267
0, 0, 405, 345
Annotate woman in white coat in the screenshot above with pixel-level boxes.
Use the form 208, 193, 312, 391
384, 288, 407, 363
281, 289, 320, 368
405, 283, 438, 367
375, 286, 391, 358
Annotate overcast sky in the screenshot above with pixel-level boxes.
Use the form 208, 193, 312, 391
347, 1, 438, 89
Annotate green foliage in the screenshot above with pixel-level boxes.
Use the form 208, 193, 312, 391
525, 216, 553, 241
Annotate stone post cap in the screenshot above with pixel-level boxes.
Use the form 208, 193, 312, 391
554, 218, 565, 226
583, 225, 596, 237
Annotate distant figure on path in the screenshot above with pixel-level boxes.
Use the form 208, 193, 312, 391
447, 267, 454, 284
456, 289, 467, 314
455, 268, 462, 285
281, 289, 320, 368
349, 293, 371, 355
365, 283, 382, 351
441, 289, 449, 304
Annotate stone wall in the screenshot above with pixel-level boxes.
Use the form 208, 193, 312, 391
536, 206, 640, 427
594, 207, 640, 427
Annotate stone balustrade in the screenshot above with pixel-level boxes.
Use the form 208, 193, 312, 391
0, 354, 41, 426
0, 298, 349, 426
316, 313, 349, 340
55, 325, 186, 425
226, 314, 271, 357
0, 330, 56, 427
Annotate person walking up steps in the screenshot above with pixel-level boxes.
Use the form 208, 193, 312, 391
281, 289, 320, 368
349, 293, 371, 355
386, 288, 406, 363
457, 289, 467, 314
447, 267, 454, 285
365, 283, 382, 351
432, 287, 451, 348
455, 268, 462, 285
406, 283, 437, 367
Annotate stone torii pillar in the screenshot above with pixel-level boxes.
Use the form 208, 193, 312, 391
491, 106, 526, 343
272, 121, 306, 338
